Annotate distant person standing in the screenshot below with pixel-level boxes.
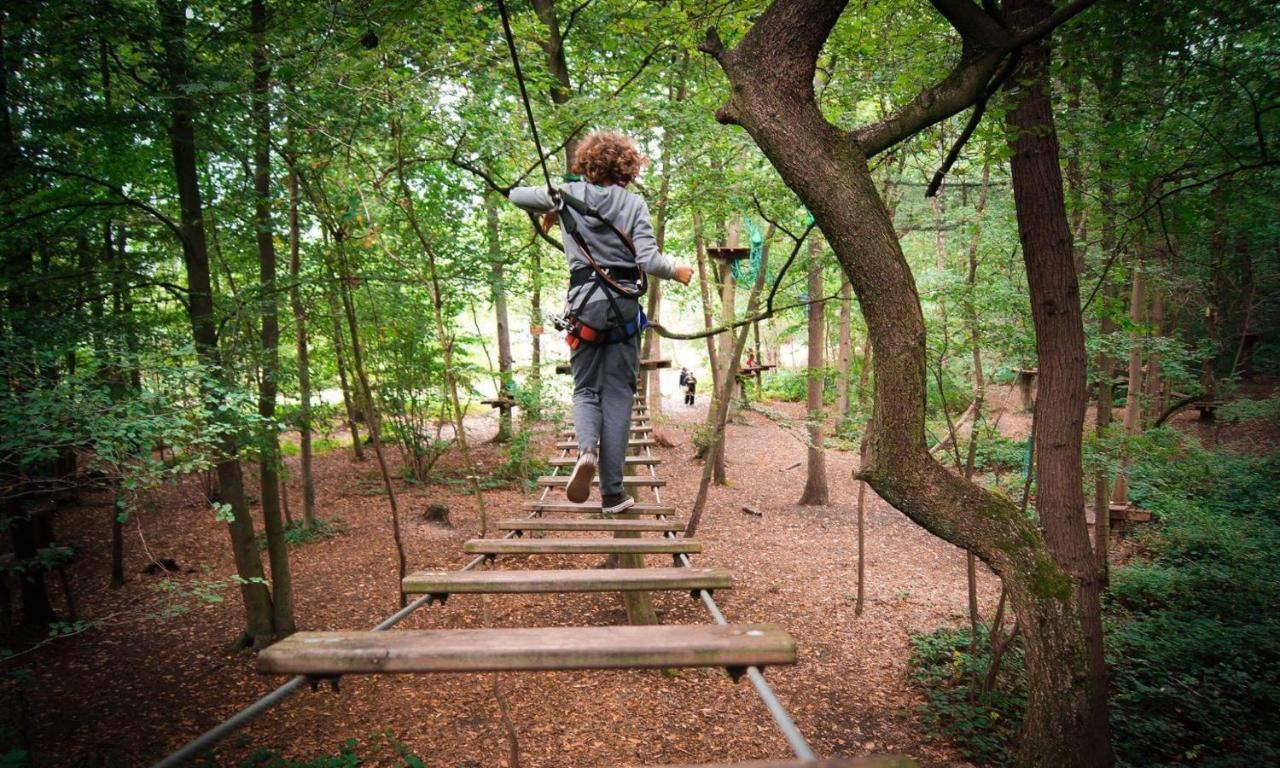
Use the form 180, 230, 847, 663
684, 372, 697, 406
745, 348, 757, 369
679, 366, 690, 389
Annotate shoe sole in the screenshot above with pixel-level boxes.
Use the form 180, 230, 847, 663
601, 497, 636, 516
565, 455, 596, 503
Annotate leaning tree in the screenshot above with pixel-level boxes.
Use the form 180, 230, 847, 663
698, 1, 1109, 765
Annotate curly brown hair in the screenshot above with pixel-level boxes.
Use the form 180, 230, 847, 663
571, 131, 646, 186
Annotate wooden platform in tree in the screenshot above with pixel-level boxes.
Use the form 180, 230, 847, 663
463, 538, 701, 556
522, 501, 676, 515
556, 438, 656, 450
640, 358, 671, 370
497, 517, 685, 533
537, 475, 665, 488
257, 623, 793, 676
402, 566, 728, 596
706, 246, 750, 262
548, 455, 660, 468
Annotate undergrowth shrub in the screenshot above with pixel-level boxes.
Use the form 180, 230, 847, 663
909, 626, 1025, 767
1106, 432, 1280, 766
910, 428, 1280, 767
230, 734, 425, 767
973, 433, 1027, 474
760, 369, 810, 402
256, 518, 346, 550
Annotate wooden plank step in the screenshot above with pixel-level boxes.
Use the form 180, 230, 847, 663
258, 623, 793, 676
497, 517, 684, 533
537, 475, 665, 488
548, 455, 660, 467
402, 566, 728, 595
561, 426, 651, 435
640, 358, 672, 370
463, 538, 701, 555
523, 501, 676, 515
557, 439, 655, 450
656, 760, 916, 768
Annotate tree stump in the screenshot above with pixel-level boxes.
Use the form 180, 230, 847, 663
422, 503, 452, 528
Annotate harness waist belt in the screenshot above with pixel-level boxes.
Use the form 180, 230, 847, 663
570, 265, 640, 288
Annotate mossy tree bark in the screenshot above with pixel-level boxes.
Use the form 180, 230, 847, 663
699, 1, 1111, 763
1003, 0, 1111, 761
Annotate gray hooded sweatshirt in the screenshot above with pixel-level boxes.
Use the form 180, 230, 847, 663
509, 182, 677, 325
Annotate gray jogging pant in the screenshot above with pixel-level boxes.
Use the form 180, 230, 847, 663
571, 334, 640, 497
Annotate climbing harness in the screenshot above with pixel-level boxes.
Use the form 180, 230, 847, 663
548, 185, 650, 350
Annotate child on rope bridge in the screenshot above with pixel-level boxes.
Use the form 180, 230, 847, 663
508, 132, 693, 514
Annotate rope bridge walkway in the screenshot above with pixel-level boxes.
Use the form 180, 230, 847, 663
152, 359, 906, 768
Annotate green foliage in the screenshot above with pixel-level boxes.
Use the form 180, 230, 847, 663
973, 432, 1028, 474
909, 626, 1026, 767
256, 518, 347, 551
912, 430, 1280, 766
496, 428, 550, 488
232, 734, 427, 768
760, 369, 812, 402
1106, 433, 1280, 766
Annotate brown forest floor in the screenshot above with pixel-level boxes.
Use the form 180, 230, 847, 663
15, 378, 1233, 768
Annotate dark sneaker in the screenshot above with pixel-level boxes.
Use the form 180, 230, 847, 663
565, 450, 597, 503
601, 493, 635, 516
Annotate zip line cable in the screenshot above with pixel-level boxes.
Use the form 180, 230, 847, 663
496, 0, 555, 193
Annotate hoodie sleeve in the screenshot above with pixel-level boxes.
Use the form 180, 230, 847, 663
630, 197, 678, 280
508, 185, 558, 214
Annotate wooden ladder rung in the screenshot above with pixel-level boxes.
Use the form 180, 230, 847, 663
561, 427, 651, 436
258, 623, 793, 676
657, 760, 916, 768
463, 538, 700, 555
557, 438, 656, 450
497, 517, 684, 533
537, 475, 665, 488
548, 455, 660, 467
402, 566, 729, 595
522, 501, 676, 515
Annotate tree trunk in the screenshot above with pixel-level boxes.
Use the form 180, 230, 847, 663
157, 0, 273, 648
1093, 54, 1122, 578
486, 193, 514, 442
684, 241, 773, 538
333, 239, 408, 606
836, 280, 853, 418
693, 213, 720, 378
286, 151, 315, 528
799, 237, 829, 505
251, 0, 294, 638
327, 284, 364, 460
1144, 249, 1166, 423
964, 162, 992, 648
1111, 261, 1144, 504
700, 4, 1109, 764
1003, 0, 1111, 760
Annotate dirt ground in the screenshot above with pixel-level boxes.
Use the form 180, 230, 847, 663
16, 385, 1036, 768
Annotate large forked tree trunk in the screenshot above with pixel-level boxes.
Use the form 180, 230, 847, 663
699, 2, 1108, 764
799, 237, 829, 505
1003, 0, 1111, 762
250, 0, 295, 638
157, 0, 274, 648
